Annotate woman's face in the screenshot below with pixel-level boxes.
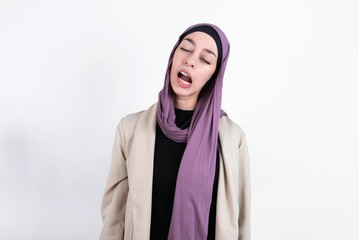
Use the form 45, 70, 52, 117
170, 31, 218, 110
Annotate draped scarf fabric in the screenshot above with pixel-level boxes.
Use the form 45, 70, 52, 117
156, 23, 230, 240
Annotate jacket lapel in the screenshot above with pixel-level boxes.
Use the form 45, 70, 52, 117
127, 104, 157, 239
216, 117, 240, 239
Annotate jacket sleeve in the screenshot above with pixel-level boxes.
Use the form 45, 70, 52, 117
238, 135, 251, 240
100, 119, 129, 240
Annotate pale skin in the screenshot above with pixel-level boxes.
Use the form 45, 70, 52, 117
170, 31, 218, 110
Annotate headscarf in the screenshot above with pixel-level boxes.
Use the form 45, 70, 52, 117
156, 23, 230, 239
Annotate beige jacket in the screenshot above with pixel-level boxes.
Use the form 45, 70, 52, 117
100, 104, 250, 240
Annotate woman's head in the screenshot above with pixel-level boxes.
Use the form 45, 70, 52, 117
162, 23, 230, 110
170, 31, 218, 109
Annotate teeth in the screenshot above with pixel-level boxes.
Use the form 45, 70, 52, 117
180, 71, 188, 77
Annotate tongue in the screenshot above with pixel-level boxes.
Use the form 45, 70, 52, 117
180, 74, 191, 83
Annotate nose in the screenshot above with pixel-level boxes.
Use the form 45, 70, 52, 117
185, 57, 195, 68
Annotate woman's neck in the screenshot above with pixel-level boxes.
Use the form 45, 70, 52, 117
174, 97, 197, 110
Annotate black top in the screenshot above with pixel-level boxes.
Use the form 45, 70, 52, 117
150, 109, 219, 240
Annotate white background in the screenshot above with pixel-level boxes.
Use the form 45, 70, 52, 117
1, 0, 358, 239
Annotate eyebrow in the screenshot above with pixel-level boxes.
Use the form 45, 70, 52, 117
183, 37, 217, 58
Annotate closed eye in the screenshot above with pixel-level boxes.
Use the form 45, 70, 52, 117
201, 58, 210, 64
180, 47, 191, 52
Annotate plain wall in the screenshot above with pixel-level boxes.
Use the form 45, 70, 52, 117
1, 0, 358, 239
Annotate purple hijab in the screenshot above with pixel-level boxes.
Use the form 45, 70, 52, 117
156, 23, 230, 239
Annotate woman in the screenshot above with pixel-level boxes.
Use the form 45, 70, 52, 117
100, 23, 250, 240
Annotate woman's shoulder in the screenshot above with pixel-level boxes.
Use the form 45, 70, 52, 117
219, 116, 246, 144
117, 103, 157, 131
121, 109, 145, 124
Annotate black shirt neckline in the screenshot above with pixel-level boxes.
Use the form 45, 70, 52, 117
174, 108, 194, 129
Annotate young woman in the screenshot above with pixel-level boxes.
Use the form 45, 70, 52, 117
100, 23, 250, 240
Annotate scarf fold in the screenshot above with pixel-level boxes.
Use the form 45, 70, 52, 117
156, 23, 230, 240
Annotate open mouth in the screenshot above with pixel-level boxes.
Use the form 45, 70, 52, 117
178, 71, 192, 84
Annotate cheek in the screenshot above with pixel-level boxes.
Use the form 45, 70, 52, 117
200, 67, 216, 83
169, 65, 176, 84
172, 50, 182, 65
